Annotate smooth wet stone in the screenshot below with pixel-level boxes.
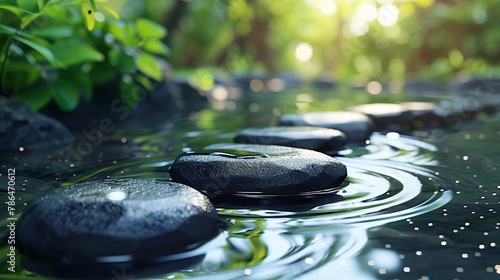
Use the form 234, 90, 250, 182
176, 80, 208, 111
311, 76, 337, 89
404, 78, 442, 93
447, 77, 500, 94
0, 97, 73, 151
348, 103, 407, 126
278, 111, 374, 142
17, 178, 220, 278
347, 102, 440, 130
169, 143, 347, 196
234, 126, 347, 152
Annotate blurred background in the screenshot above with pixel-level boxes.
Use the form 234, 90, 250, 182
147, 0, 498, 85
1, 0, 499, 111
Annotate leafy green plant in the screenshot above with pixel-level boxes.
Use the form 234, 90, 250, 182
0, 0, 169, 111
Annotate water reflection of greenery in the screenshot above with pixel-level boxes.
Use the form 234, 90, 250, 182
225, 220, 268, 267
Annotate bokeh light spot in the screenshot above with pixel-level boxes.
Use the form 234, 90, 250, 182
367, 81, 383, 95
295, 42, 313, 62
378, 5, 399, 27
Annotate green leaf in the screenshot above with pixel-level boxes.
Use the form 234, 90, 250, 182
136, 52, 162, 81
136, 74, 154, 90
20, 13, 42, 29
16, 0, 38, 13
13, 34, 57, 66
2, 60, 41, 89
99, 2, 119, 19
108, 21, 138, 46
52, 78, 79, 111
60, 68, 93, 102
82, 0, 95, 31
11, 84, 53, 111
28, 26, 73, 38
119, 79, 141, 108
0, 23, 19, 34
86, 0, 97, 11
141, 39, 170, 56
36, 0, 48, 10
50, 42, 104, 66
108, 48, 135, 74
0, 5, 22, 17
0, 0, 39, 16
135, 18, 166, 40
88, 62, 116, 84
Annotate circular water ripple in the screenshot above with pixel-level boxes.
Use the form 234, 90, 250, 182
168, 223, 367, 279
341, 132, 439, 165
167, 135, 452, 279
26, 134, 452, 279
169, 155, 452, 279
216, 158, 452, 224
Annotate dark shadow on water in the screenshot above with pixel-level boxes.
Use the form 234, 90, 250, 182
211, 191, 345, 212
21, 253, 206, 279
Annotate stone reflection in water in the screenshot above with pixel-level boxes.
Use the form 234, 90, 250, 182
3, 83, 499, 279
16, 179, 222, 279
234, 126, 347, 153
165, 136, 453, 279
173, 220, 369, 279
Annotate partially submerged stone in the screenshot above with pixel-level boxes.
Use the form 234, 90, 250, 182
278, 111, 374, 142
447, 77, 500, 94
347, 102, 437, 130
234, 126, 347, 152
347, 103, 407, 126
169, 143, 347, 196
347, 102, 440, 130
17, 178, 220, 278
0, 97, 73, 151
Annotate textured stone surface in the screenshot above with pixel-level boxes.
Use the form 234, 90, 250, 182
169, 143, 347, 196
278, 111, 374, 142
347, 102, 440, 129
348, 103, 407, 124
0, 97, 73, 150
234, 126, 347, 152
447, 77, 500, 94
17, 178, 220, 278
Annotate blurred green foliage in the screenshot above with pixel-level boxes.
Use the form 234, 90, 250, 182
159, 0, 500, 84
0, 0, 169, 111
2, 0, 500, 111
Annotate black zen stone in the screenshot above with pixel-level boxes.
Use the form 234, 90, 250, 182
234, 126, 347, 152
0, 97, 73, 150
278, 111, 374, 142
347, 103, 409, 127
17, 178, 221, 278
448, 77, 500, 94
169, 143, 347, 197
347, 102, 440, 130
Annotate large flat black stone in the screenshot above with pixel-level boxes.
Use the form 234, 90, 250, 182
234, 126, 347, 152
17, 178, 221, 278
169, 143, 347, 197
278, 111, 374, 142
347, 102, 440, 130
0, 97, 73, 151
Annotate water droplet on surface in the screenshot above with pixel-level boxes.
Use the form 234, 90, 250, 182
105, 190, 127, 201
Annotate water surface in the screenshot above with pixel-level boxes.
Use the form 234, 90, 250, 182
0, 88, 499, 279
